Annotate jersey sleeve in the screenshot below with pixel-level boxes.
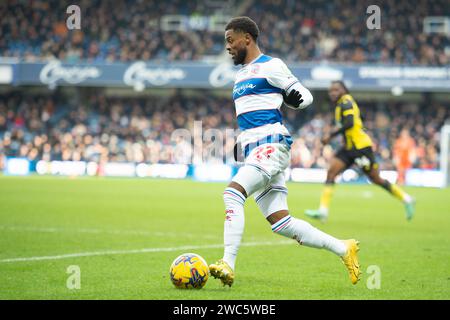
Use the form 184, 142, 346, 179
331, 101, 354, 138
339, 99, 355, 117
338, 99, 355, 130
266, 58, 313, 108
265, 58, 299, 90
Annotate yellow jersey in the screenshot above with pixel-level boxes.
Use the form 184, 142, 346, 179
335, 94, 372, 150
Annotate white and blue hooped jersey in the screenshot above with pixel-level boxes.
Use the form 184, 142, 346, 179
232, 54, 299, 151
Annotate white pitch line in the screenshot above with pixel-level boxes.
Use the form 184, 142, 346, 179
0, 225, 219, 240
0, 240, 293, 263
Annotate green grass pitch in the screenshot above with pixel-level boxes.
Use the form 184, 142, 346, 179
0, 175, 449, 299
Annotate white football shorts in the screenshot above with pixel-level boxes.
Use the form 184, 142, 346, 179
232, 142, 290, 218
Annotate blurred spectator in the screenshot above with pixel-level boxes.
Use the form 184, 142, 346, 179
393, 129, 416, 184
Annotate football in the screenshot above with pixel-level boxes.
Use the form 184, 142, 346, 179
169, 253, 209, 289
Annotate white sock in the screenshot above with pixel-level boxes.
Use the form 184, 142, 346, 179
404, 193, 413, 203
222, 187, 246, 270
318, 205, 329, 216
272, 215, 347, 256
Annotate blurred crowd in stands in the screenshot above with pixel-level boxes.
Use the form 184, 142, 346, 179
0, 92, 448, 176
248, 0, 449, 65
1, 0, 449, 65
1, 0, 449, 179
289, 100, 447, 183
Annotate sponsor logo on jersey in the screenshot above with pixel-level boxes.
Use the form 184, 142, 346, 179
233, 83, 256, 96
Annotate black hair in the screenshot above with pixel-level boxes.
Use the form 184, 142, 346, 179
332, 80, 350, 93
225, 16, 259, 41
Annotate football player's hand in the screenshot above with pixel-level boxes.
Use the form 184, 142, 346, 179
282, 89, 304, 108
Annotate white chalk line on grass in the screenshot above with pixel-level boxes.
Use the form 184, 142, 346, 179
0, 225, 219, 240
0, 240, 294, 263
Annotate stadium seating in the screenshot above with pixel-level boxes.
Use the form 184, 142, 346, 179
1, 0, 448, 65
0, 92, 447, 170
0, 0, 448, 173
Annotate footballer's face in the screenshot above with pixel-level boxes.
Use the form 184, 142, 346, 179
328, 83, 345, 103
225, 29, 248, 65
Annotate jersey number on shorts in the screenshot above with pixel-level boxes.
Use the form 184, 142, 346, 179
355, 156, 371, 170
254, 145, 275, 161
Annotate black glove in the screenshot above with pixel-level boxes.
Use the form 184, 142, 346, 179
282, 89, 304, 108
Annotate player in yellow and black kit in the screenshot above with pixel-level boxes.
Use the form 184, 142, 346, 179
305, 81, 415, 222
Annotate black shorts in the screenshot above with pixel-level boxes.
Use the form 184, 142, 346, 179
335, 147, 378, 173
